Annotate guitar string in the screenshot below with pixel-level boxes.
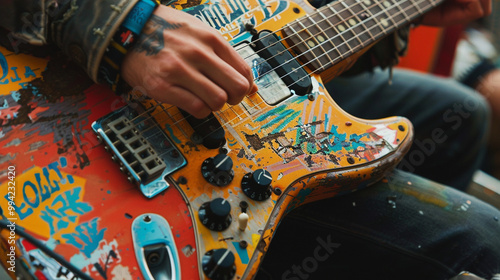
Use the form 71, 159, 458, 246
178, 0, 437, 141
230, 0, 400, 73
230, 0, 427, 75
247, 0, 436, 90
123, 0, 434, 145
230, 0, 382, 64
126, 0, 433, 145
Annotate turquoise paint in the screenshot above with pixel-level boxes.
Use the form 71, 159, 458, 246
255, 106, 288, 122
232, 241, 250, 264
328, 124, 347, 152
164, 124, 180, 144
261, 109, 295, 129
271, 111, 301, 134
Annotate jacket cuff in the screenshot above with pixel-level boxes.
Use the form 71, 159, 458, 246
51, 0, 140, 83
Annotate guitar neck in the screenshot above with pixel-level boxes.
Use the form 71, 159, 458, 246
282, 0, 443, 72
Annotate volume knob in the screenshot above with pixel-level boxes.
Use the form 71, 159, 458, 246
198, 198, 232, 231
241, 169, 273, 201
201, 154, 234, 186
202, 249, 236, 280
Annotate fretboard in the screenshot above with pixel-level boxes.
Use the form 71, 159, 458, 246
282, 0, 442, 72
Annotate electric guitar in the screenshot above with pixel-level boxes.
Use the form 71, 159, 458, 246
0, 0, 443, 277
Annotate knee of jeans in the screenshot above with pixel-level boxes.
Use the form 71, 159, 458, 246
443, 90, 490, 138
461, 93, 490, 138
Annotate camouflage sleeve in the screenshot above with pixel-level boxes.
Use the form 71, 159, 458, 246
0, 0, 139, 83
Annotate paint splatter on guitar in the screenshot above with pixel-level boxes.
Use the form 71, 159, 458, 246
0, 0, 445, 277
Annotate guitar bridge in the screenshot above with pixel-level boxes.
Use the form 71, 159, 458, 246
92, 105, 187, 198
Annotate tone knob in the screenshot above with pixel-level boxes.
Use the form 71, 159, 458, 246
202, 249, 236, 280
198, 198, 232, 231
201, 154, 234, 186
241, 169, 273, 201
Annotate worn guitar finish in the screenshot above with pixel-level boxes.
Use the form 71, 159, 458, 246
0, 0, 442, 277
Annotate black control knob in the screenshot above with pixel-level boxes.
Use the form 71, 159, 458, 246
201, 154, 234, 186
198, 198, 232, 231
202, 249, 236, 280
241, 169, 273, 201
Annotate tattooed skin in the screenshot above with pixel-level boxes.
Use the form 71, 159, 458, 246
132, 15, 183, 56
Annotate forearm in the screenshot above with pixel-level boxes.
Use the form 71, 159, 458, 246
0, 0, 139, 83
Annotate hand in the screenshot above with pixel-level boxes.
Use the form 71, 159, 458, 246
121, 5, 257, 118
420, 0, 491, 26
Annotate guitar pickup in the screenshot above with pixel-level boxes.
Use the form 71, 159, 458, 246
251, 30, 312, 97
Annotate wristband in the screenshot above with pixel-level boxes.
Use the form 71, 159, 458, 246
98, 0, 160, 92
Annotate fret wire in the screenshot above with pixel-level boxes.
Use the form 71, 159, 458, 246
375, 0, 398, 31
351, 0, 376, 41
408, 0, 424, 14
384, 0, 409, 24
275, 0, 438, 91
339, 0, 364, 46
397, 0, 419, 20
298, 19, 330, 67
318, 9, 352, 58
327, 5, 355, 55
355, 0, 383, 39
307, 15, 340, 63
317, 10, 344, 59
393, 0, 412, 21
286, 23, 318, 64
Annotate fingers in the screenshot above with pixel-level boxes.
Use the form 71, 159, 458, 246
211, 33, 257, 96
121, 5, 257, 118
196, 30, 256, 104
161, 86, 212, 119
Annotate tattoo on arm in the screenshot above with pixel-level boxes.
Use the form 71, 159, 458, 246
132, 15, 183, 56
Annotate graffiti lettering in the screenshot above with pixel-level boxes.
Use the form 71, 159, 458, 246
40, 187, 92, 235
0, 52, 36, 84
4, 158, 80, 220
62, 218, 106, 258
94, 250, 118, 279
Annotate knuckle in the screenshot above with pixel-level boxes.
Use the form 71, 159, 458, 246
242, 63, 253, 81
211, 90, 228, 108
234, 77, 251, 94
186, 101, 210, 118
190, 47, 209, 61
204, 30, 225, 46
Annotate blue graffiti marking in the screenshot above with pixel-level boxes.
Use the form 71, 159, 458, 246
9, 67, 20, 82
272, 111, 301, 134
328, 124, 347, 152
261, 109, 295, 129
40, 187, 92, 235
62, 218, 107, 258
24, 66, 35, 78
3, 158, 82, 221
0, 52, 8, 85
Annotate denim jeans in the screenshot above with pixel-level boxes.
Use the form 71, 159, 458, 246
256, 170, 500, 280
256, 69, 499, 279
